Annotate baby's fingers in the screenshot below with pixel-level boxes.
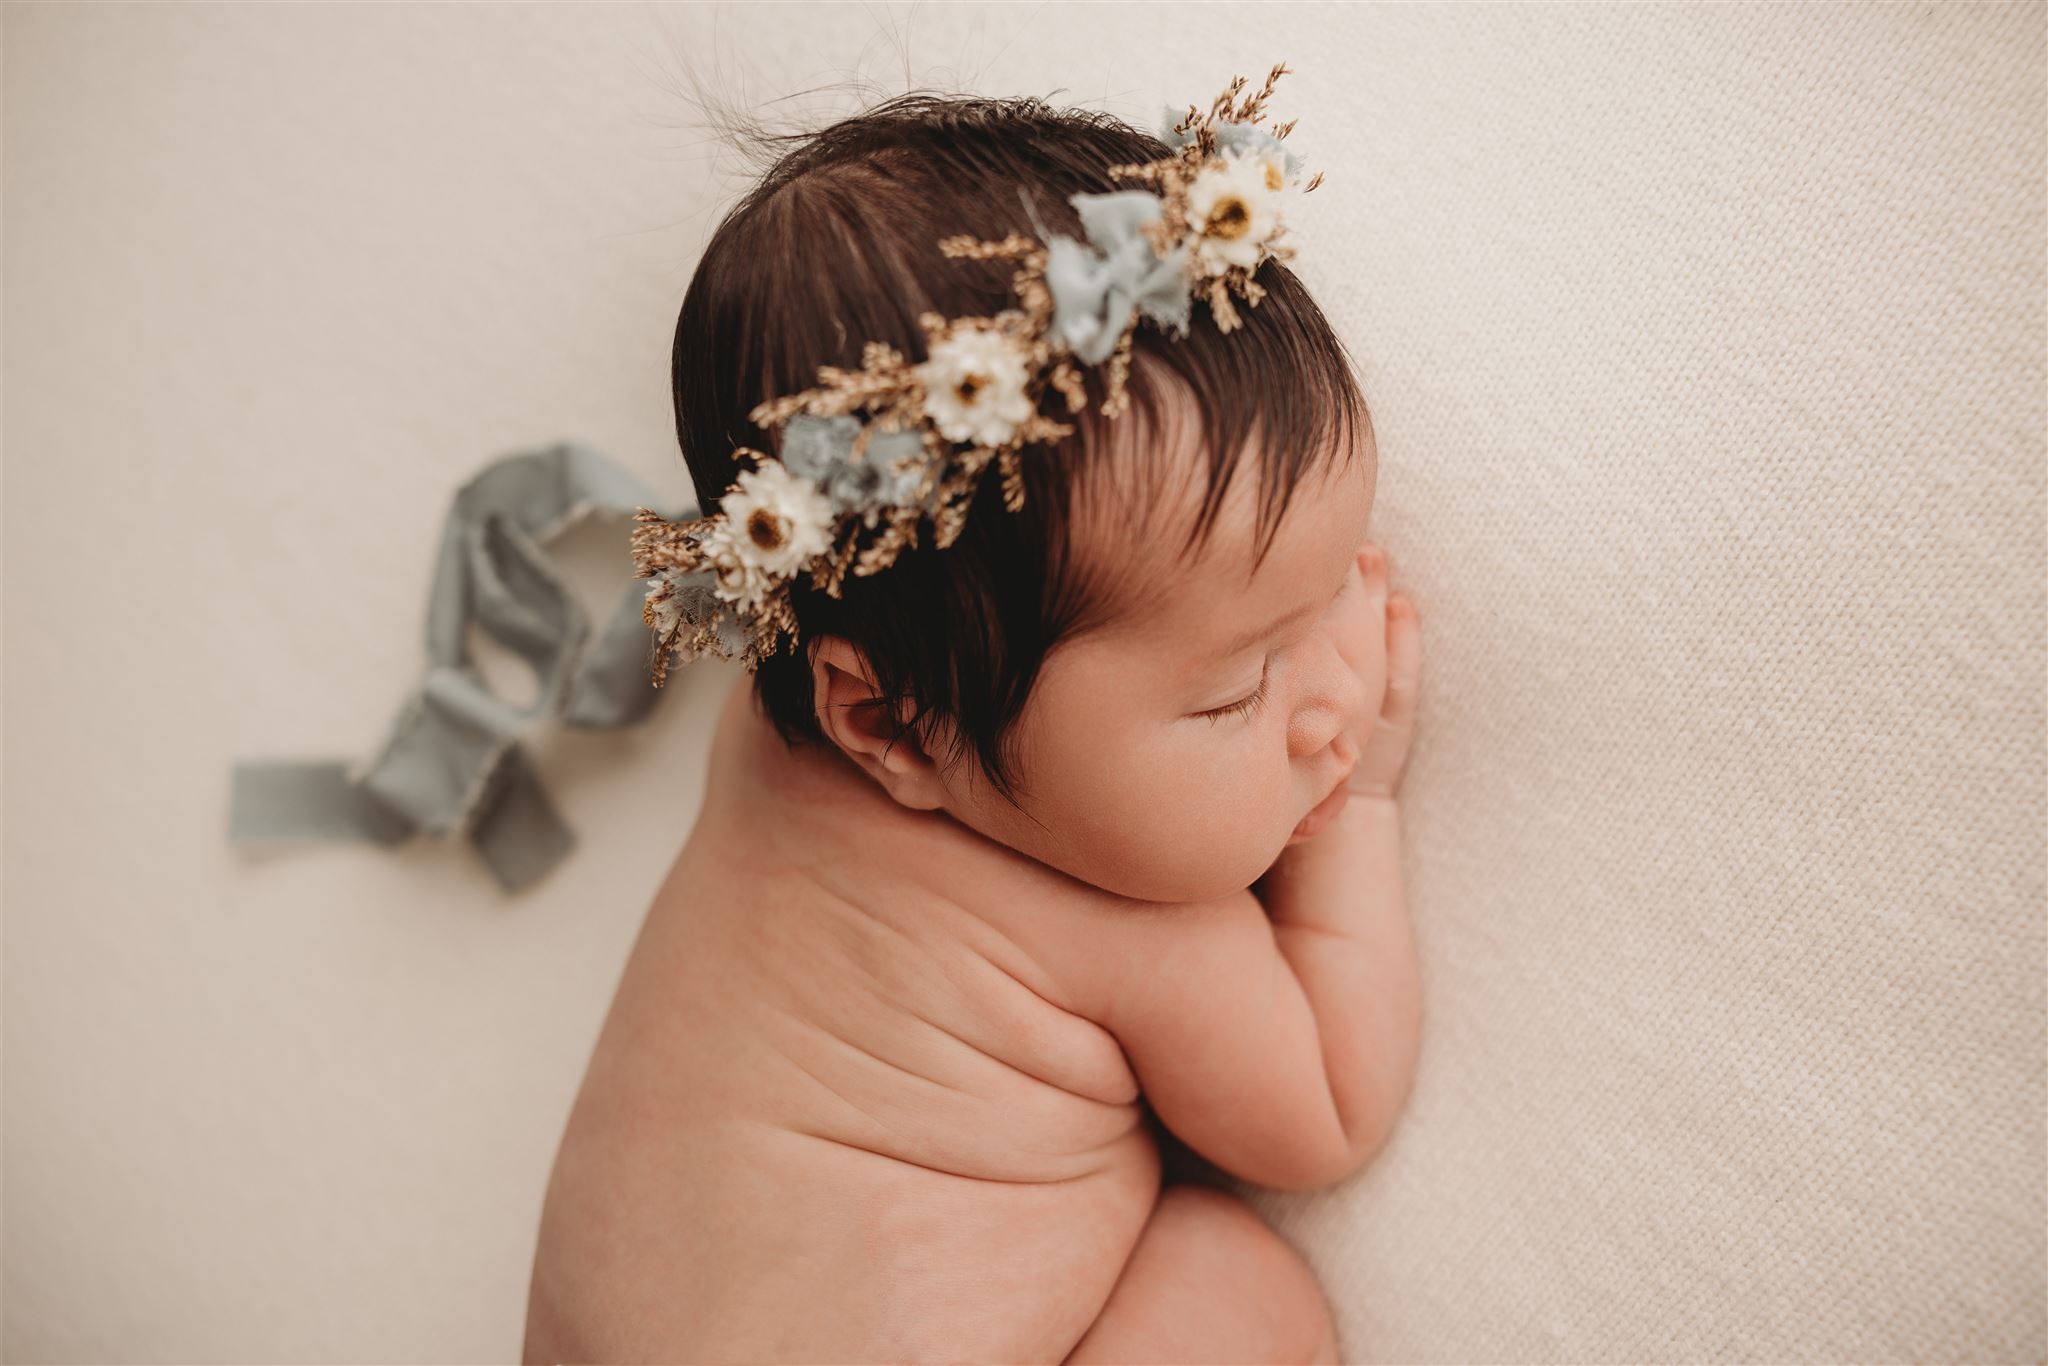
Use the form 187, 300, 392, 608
1350, 592, 1421, 800
1381, 593, 1420, 736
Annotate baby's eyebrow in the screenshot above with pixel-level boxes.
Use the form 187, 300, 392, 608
1210, 557, 1353, 659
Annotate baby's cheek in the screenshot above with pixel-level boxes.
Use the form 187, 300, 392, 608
1210, 753, 1296, 840
1110, 732, 1288, 863
1031, 720, 1284, 900
1162, 752, 1285, 846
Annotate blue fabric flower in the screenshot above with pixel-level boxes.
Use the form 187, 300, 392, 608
1044, 190, 1194, 365
1156, 105, 1305, 183
778, 414, 926, 517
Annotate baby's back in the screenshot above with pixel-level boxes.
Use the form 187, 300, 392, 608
523, 684, 1163, 1363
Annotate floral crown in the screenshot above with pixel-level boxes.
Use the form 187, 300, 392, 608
630, 63, 1322, 688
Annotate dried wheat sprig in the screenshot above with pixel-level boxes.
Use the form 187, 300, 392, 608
997, 448, 1026, 512
1047, 358, 1088, 415
638, 66, 1314, 683
1100, 328, 1137, 419
629, 506, 714, 573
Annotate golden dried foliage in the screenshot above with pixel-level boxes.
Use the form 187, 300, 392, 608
635, 65, 1313, 683
998, 448, 1026, 513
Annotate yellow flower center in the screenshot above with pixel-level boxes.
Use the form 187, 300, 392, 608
955, 372, 987, 405
746, 507, 786, 551
1206, 195, 1250, 241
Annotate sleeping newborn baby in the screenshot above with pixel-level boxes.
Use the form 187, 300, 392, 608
525, 74, 1423, 1366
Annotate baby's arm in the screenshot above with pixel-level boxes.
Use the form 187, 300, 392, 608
1086, 546, 1422, 1191
1254, 545, 1423, 1180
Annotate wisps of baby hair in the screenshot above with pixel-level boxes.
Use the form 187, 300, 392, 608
630, 62, 1322, 687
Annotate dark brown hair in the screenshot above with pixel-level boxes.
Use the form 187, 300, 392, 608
671, 87, 1370, 803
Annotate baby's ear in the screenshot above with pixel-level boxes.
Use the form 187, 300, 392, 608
807, 635, 948, 810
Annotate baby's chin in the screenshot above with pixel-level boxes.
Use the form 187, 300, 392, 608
943, 785, 1296, 902
1049, 827, 1298, 905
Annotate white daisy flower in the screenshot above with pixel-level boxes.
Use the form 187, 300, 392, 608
697, 520, 776, 613
724, 460, 836, 573
915, 324, 1036, 448
1185, 147, 1292, 277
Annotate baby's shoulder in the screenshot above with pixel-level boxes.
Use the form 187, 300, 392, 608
900, 808, 1256, 1039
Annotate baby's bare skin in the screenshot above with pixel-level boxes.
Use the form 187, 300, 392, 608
524, 533, 1420, 1364
524, 675, 1161, 1363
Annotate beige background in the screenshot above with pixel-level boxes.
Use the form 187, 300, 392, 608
4, 3, 2043, 1362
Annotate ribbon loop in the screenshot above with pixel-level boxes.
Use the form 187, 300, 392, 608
227, 442, 694, 892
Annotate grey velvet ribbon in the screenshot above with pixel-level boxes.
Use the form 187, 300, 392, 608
227, 442, 695, 893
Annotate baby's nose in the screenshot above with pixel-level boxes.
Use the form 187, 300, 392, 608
1289, 666, 1367, 759
1331, 643, 1372, 732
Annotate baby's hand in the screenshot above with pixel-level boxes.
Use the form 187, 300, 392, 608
1344, 543, 1421, 802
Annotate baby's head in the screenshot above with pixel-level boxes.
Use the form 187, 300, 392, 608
674, 90, 1376, 903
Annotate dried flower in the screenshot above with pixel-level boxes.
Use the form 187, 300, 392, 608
644, 566, 703, 639
1186, 146, 1293, 277
915, 324, 1036, 447
779, 413, 928, 522
695, 521, 775, 613
628, 64, 1319, 686
1044, 190, 1195, 365
717, 459, 836, 584
1161, 112, 1306, 186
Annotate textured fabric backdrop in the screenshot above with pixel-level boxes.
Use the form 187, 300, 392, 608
4, 3, 2042, 1362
